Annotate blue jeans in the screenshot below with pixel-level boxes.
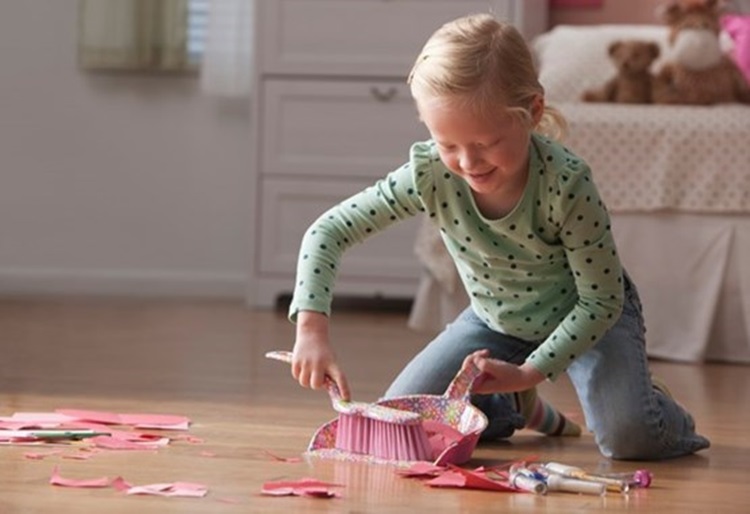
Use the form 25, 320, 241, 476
385, 274, 710, 460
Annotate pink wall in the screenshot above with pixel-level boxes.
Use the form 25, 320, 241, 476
550, 0, 663, 25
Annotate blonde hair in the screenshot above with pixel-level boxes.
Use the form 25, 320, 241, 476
408, 13, 566, 140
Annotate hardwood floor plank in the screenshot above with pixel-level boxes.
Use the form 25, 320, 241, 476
1, 298, 748, 513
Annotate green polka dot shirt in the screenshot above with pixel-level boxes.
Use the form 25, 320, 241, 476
289, 133, 625, 381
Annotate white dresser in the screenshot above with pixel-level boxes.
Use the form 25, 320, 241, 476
248, 0, 548, 307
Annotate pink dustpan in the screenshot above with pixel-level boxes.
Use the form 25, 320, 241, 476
306, 362, 488, 466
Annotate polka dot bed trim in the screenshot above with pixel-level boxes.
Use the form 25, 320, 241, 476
561, 103, 750, 213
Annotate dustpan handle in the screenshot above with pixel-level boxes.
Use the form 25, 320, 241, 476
444, 360, 484, 401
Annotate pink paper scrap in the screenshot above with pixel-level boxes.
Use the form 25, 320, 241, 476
125, 482, 208, 498
119, 413, 190, 427
261, 478, 344, 499
2, 413, 75, 425
55, 409, 122, 425
55, 409, 190, 429
0, 421, 49, 430
425, 465, 516, 492
396, 462, 447, 478
112, 476, 134, 492
89, 435, 163, 451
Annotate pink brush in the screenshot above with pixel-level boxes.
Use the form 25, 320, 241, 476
265, 351, 433, 462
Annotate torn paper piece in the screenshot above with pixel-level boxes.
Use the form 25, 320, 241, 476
125, 482, 208, 498
425, 466, 516, 492
72, 426, 166, 444
50, 466, 110, 488
55, 410, 122, 425
396, 462, 447, 478
126, 419, 190, 431
119, 413, 190, 430
111, 477, 133, 493
0, 421, 47, 430
89, 436, 164, 451
2, 413, 75, 425
55, 410, 190, 430
261, 478, 343, 498
422, 420, 465, 458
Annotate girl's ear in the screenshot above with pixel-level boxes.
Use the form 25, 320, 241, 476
530, 94, 545, 127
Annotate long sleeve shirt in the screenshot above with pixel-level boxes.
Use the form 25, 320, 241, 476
289, 133, 624, 381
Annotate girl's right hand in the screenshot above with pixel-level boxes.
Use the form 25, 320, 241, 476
292, 311, 351, 401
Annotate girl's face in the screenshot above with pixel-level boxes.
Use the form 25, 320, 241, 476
418, 97, 541, 199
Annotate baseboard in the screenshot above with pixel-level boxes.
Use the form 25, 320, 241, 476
0, 267, 248, 298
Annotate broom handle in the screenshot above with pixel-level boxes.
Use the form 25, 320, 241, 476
265, 350, 421, 423
444, 360, 484, 401
265, 350, 346, 401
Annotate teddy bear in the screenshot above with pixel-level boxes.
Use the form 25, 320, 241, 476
582, 40, 661, 104
652, 0, 750, 104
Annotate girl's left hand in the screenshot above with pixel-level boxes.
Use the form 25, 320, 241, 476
463, 349, 545, 394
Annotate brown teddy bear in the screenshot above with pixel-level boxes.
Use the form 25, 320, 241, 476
652, 0, 750, 104
582, 40, 661, 104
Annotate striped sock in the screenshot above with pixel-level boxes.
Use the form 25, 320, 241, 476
513, 388, 581, 437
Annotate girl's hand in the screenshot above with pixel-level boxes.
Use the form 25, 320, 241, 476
292, 311, 351, 401
463, 349, 545, 394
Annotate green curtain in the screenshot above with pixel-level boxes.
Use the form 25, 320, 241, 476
78, 0, 191, 72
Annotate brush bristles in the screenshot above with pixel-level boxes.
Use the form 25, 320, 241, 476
335, 414, 433, 462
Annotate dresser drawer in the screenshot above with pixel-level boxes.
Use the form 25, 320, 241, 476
260, 79, 429, 179
257, 178, 422, 280
258, 0, 513, 77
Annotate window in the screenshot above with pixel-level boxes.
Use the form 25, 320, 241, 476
188, 0, 210, 64
78, 0, 211, 72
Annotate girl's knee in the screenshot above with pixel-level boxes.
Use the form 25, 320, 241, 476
594, 419, 664, 460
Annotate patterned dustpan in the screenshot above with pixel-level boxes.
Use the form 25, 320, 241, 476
306, 362, 488, 466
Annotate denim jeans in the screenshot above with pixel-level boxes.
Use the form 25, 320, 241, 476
384, 273, 710, 460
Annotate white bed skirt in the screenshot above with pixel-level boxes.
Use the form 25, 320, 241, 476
611, 212, 750, 364
408, 213, 750, 365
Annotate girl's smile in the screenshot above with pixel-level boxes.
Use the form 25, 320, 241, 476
419, 97, 540, 218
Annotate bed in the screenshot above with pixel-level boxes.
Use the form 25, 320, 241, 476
409, 23, 750, 364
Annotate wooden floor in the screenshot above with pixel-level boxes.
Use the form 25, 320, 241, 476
1, 297, 749, 513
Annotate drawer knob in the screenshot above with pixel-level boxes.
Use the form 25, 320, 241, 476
370, 86, 398, 102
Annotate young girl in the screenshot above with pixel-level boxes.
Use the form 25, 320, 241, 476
288, 13, 710, 460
